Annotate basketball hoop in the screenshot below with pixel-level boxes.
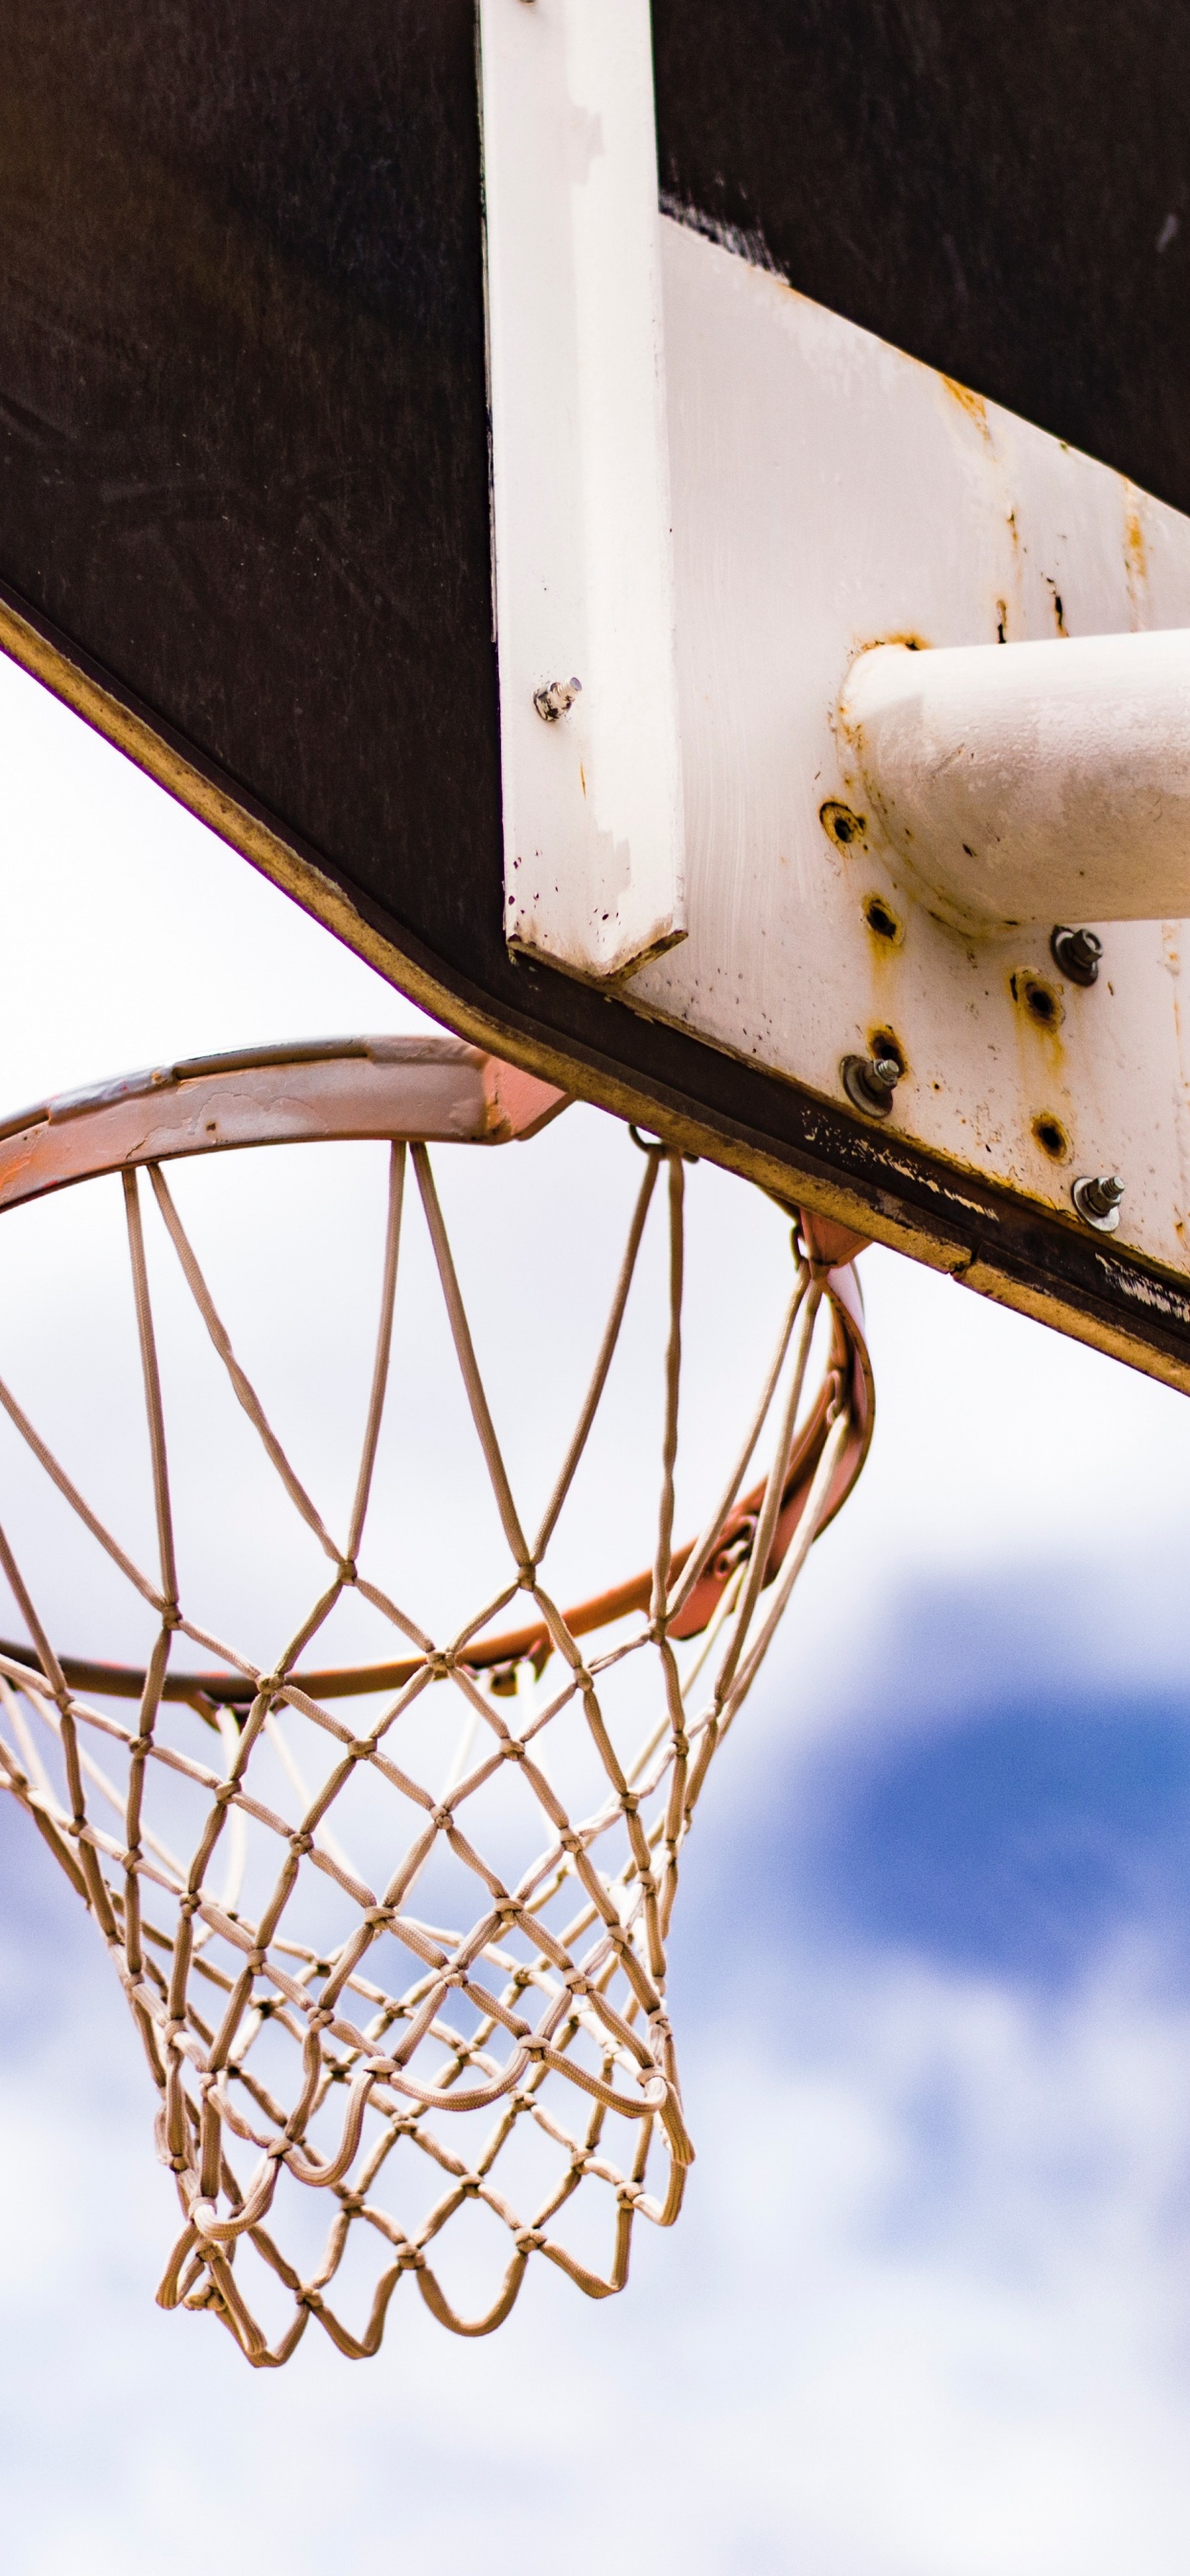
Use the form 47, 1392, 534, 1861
0, 1037, 871, 2364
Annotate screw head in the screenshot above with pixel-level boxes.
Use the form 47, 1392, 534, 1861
534, 675, 583, 723
1050, 925, 1103, 986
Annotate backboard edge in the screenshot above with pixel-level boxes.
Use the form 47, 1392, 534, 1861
2, 584, 1189, 1397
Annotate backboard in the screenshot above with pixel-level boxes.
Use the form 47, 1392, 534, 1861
3, 1, 1190, 1385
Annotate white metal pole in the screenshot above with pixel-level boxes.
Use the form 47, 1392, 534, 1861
840, 629, 1190, 932
479, 0, 686, 983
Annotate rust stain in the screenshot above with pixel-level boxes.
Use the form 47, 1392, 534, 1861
1011, 969, 1064, 1037
868, 1024, 907, 1078
862, 891, 904, 951
819, 798, 866, 850
1010, 973, 1070, 1150
941, 376, 994, 444
1046, 578, 1067, 635
1124, 482, 1149, 625
850, 631, 931, 658
1031, 1112, 1070, 1165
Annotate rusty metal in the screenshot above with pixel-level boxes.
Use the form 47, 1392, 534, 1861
0, 1037, 568, 1218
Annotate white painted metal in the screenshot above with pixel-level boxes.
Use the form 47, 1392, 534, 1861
627, 216, 1190, 1283
478, 0, 685, 981
841, 630, 1190, 933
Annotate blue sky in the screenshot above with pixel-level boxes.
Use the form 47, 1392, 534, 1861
3, 651, 1190, 2573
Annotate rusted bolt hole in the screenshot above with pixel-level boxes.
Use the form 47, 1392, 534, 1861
863, 894, 903, 944
869, 1027, 905, 1077
1032, 1114, 1070, 1162
1012, 972, 1064, 1029
820, 798, 865, 849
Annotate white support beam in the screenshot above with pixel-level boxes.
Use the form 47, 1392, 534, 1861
478, 0, 685, 982
840, 630, 1190, 933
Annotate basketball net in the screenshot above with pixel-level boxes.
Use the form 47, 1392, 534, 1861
0, 1042, 872, 2364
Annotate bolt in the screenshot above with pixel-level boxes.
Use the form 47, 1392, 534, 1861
1050, 925, 1103, 986
534, 675, 583, 724
1072, 1172, 1125, 1231
841, 1052, 902, 1117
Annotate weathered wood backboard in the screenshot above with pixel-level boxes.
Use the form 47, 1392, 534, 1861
3, 0, 1190, 1383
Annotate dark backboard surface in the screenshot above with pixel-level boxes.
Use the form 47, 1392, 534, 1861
655, 0, 1190, 523
2, 0, 1190, 1383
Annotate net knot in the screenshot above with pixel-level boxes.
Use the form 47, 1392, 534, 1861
431, 1805, 454, 1832
178, 1892, 201, 1919
161, 1603, 182, 1631
515, 1563, 538, 1590
214, 1779, 238, 1808
289, 1830, 314, 1857
349, 1737, 376, 1762
129, 1734, 154, 1760
501, 1737, 527, 1763
515, 2227, 546, 2254
247, 1947, 267, 1974
336, 1558, 357, 1585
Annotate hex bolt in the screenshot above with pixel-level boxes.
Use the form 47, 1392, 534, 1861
534, 676, 583, 723
1050, 925, 1103, 986
1072, 1172, 1125, 1231
841, 1052, 902, 1117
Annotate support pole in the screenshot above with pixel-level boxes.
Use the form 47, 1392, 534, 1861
840, 630, 1190, 933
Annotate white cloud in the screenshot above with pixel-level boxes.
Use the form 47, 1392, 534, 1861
6, 1921, 1190, 2575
